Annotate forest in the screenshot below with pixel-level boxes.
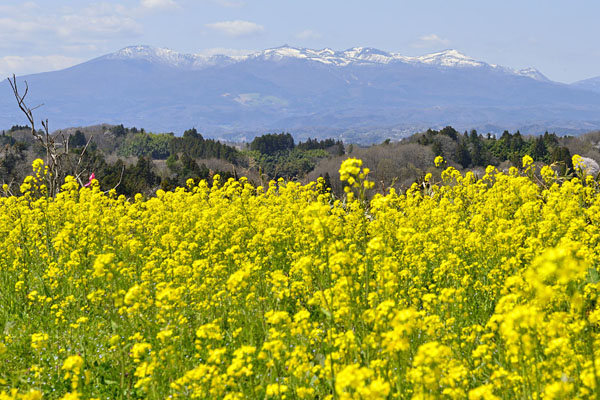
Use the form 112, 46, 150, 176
1, 122, 599, 198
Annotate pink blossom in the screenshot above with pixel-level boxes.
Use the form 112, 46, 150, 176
84, 172, 95, 187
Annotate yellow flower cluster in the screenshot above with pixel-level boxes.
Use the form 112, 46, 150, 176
339, 157, 374, 203
1, 156, 600, 399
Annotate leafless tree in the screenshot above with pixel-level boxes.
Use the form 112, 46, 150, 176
8, 74, 93, 195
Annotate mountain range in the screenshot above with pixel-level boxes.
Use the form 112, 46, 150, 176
1, 45, 600, 143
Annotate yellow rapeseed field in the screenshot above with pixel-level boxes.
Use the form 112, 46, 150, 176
1, 155, 600, 399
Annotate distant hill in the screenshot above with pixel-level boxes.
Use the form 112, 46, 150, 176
573, 76, 600, 93
2, 45, 600, 143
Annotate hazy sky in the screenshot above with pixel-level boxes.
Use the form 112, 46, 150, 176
0, 0, 598, 83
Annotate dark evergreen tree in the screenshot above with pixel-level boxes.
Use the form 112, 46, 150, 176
543, 131, 559, 148
456, 140, 472, 168
250, 132, 295, 155
431, 140, 443, 157
9, 124, 30, 132
469, 129, 484, 166
183, 128, 204, 140
169, 129, 237, 163
111, 124, 127, 137
551, 146, 573, 175
440, 126, 458, 141
530, 136, 548, 161
68, 130, 87, 148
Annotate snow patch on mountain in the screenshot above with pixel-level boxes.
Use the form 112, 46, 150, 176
411, 49, 485, 68
106, 45, 200, 67
101, 45, 243, 69
104, 45, 551, 81
515, 67, 550, 82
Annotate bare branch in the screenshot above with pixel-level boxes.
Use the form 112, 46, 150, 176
104, 164, 125, 194
79, 135, 94, 162
8, 75, 92, 196
61, 132, 69, 154
74, 135, 94, 186
8, 75, 35, 132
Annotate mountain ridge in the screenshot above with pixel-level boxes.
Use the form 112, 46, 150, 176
99, 45, 550, 81
1, 45, 598, 143
573, 76, 600, 93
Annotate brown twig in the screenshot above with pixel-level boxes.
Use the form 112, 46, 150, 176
104, 164, 125, 194
8, 74, 91, 196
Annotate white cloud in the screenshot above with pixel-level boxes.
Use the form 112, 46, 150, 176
60, 15, 141, 37
60, 43, 101, 53
140, 0, 179, 10
0, 2, 37, 13
413, 33, 450, 48
0, 17, 48, 37
295, 30, 322, 41
60, 4, 142, 37
206, 20, 264, 38
0, 3, 142, 51
0, 55, 82, 78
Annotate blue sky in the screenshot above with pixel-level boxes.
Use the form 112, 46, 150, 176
0, 0, 598, 83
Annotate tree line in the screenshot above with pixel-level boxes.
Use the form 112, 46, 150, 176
2, 123, 597, 198
417, 126, 574, 173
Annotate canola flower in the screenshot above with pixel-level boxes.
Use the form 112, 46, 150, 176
1, 156, 600, 398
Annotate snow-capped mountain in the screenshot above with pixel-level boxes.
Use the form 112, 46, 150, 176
409, 49, 486, 68
247, 46, 493, 69
102, 45, 549, 81
1, 45, 599, 142
102, 45, 243, 69
515, 67, 550, 82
